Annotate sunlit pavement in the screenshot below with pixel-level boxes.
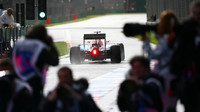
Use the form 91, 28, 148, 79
88, 65, 129, 111
88, 65, 128, 100
87, 64, 185, 112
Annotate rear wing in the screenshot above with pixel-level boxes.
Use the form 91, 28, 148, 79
83, 33, 106, 49
84, 34, 106, 40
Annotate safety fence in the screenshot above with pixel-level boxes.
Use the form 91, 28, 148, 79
0, 26, 30, 58
0, 0, 147, 25
146, 0, 199, 22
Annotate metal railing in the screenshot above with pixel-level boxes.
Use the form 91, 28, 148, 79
0, 26, 30, 58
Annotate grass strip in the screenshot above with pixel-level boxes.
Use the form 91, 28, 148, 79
46, 15, 105, 27
54, 41, 68, 56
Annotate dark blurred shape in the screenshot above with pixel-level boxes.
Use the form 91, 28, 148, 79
123, 23, 157, 37
56, 85, 69, 98
26, 0, 35, 20
73, 78, 89, 93
0, 4, 3, 9
117, 80, 138, 111
13, 84, 32, 112
76, 77, 102, 112
0, 59, 13, 71
16, 3, 25, 26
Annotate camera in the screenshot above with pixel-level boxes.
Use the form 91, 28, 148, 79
56, 85, 69, 98
123, 23, 157, 37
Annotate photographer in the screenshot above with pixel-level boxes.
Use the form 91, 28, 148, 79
12, 23, 59, 112
40, 67, 102, 112
39, 66, 82, 112
142, 10, 179, 112
117, 56, 164, 112
142, 10, 179, 76
123, 10, 180, 112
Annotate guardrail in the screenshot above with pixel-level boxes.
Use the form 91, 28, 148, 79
0, 26, 31, 58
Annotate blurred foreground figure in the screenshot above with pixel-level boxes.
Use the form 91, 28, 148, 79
142, 10, 179, 76
39, 66, 81, 112
74, 78, 102, 112
12, 23, 59, 112
142, 10, 179, 112
170, 1, 200, 112
39, 67, 102, 112
0, 59, 33, 112
117, 56, 164, 112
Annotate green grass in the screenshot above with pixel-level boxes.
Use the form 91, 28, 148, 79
54, 41, 68, 56
46, 14, 106, 27
45, 13, 143, 27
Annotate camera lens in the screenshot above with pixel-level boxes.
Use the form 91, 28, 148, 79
57, 86, 68, 97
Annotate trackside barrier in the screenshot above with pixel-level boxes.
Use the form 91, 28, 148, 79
0, 26, 31, 58
146, 0, 198, 21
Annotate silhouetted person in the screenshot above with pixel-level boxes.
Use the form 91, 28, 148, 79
118, 56, 164, 112
39, 66, 82, 112
12, 23, 59, 112
142, 11, 180, 111
0, 59, 33, 112
170, 1, 200, 112
74, 78, 102, 112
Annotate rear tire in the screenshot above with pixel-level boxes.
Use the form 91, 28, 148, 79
70, 46, 82, 64
119, 43, 125, 61
111, 45, 121, 63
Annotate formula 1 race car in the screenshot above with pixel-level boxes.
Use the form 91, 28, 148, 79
70, 32, 125, 64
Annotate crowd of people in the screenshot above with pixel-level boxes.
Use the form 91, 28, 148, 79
0, 1, 200, 112
119, 1, 200, 112
0, 24, 102, 112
